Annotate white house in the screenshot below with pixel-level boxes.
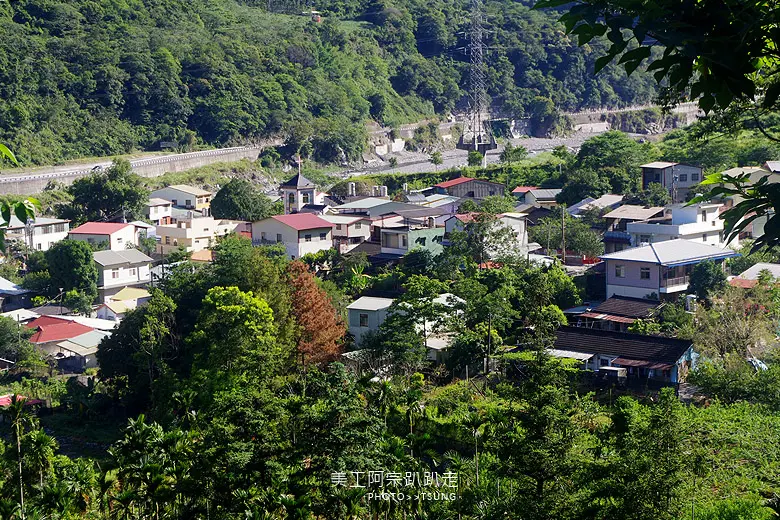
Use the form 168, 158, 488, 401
5, 216, 70, 252
444, 212, 532, 258
251, 213, 334, 260
93, 249, 153, 302
145, 198, 173, 225
626, 202, 735, 248
320, 215, 371, 253
68, 222, 138, 251
155, 216, 249, 255
347, 296, 394, 346
640, 162, 703, 202
279, 173, 326, 214
150, 185, 212, 214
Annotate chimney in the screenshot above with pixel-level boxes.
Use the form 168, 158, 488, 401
348, 182, 356, 197
380, 185, 388, 197
372, 186, 380, 197
427, 216, 435, 228
402, 183, 409, 193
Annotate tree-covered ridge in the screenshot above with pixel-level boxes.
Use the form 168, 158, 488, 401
0, 0, 660, 165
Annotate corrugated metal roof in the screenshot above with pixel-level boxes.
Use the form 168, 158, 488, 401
70, 222, 131, 235
554, 326, 692, 365
270, 213, 333, 231
93, 248, 153, 267
347, 296, 394, 311
603, 205, 665, 221
600, 239, 739, 265
640, 161, 678, 169
528, 188, 561, 200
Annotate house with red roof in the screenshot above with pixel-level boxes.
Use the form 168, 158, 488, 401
251, 213, 334, 260
68, 222, 138, 251
433, 176, 504, 200
511, 186, 538, 203
26, 316, 94, 346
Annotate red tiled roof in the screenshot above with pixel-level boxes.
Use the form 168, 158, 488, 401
435, 177, 475, 188
26, 316, 94, 344
271, 213, 333, 231
69, 222, 131, 235
512, 185, 538, 194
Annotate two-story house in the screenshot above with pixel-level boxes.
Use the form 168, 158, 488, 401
155, 217, 249, 255
251, 213, 334, 260
150, 185, 213, 215
640, 161, 703, 202
602, 205, 666, 253
93, 248, 153, 302
5, 216, 70, 251
432, 176, 505, 199
321, 215, 372, 253
68, 222, 138, 251
626, 202, 735, 248
380, 218, 445, 257
145, 198, 173, 225
600, 239, 739, 300
444, 212, 532, 257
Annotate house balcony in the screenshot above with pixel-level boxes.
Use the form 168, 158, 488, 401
660, 275, 689, 293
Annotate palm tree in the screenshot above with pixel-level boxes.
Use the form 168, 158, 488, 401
1, 395, 36, 520
24, 429, 58, 487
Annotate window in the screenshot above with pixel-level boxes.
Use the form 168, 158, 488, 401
692, 173, 700, 181
276, 233, 282, 243
152, 206, 158, 215
53, 224, 65, 233
653, 173, 660, 182
702, 233, 708, 242
305, 234, 312, 242
165, 236, 170, 245
335, 224, 342, 231
36, 243, 42, 250
111, 269, 119, 279
615, 264, 625, 278
359, 313, 369, 327
302, 193, 310, 204
401, 234, 408, 248
116, 238, 123, 244
129, 268, 136, 276
678, 174, 687, 182
639, 235, 651, 244
354, 222, 362, 229
260, 232, 266, 241
600, 358, 609, 367
700, 210, 707, 222
319, 232, 327, 240
185, 199, 192, 206
172, 199, 177, 205
288, 193, 295, 205
640, 267, 651, 280
719, 231, 723, 242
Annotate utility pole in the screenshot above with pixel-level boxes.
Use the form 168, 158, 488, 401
561, 204, 566, 264
484, 312, 492, 374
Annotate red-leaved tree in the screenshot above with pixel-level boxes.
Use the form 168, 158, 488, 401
288, 260, 346, 366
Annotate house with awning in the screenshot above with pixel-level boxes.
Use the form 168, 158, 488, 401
551, 326, 695, 383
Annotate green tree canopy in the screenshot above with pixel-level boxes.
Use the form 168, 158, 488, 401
45, 240, 98, 301
210, 179, 278, 221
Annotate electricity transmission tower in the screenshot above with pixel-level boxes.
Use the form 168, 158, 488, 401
457, 0, 497, 161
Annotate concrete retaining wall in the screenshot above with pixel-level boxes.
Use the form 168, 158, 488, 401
0, 146, 261, 195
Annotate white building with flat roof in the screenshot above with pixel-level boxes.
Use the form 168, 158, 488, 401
626, 202, 735, 248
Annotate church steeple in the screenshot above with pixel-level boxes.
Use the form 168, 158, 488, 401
280, 173, 316, 214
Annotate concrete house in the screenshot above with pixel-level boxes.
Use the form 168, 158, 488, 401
150, 185, 212, 214
347, 296, 394, 346
380, 213, 445, 257
53, 330, 111, 372
93, 249, 153, 302
600, 239, 739, 299
251, 213, 334, 260
321, 215, 372, 253
602, 205, 665, 253
5, 216, 70, 252
155, 216, 249, 255
96, 287, 152, 321
525, 188, 562, 209
433, 176, 504, 199
145, 198, 173, 225
626, 202, 735, 248
511, 186, 538, 203
551, 326, 695, 383
640, 161, 703, 202
68, 222, 138, 251
444, 212, 532, 258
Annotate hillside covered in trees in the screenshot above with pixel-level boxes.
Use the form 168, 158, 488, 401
0, 0, 660, 165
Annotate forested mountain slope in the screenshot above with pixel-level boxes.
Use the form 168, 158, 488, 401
0, 0, 659, 165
